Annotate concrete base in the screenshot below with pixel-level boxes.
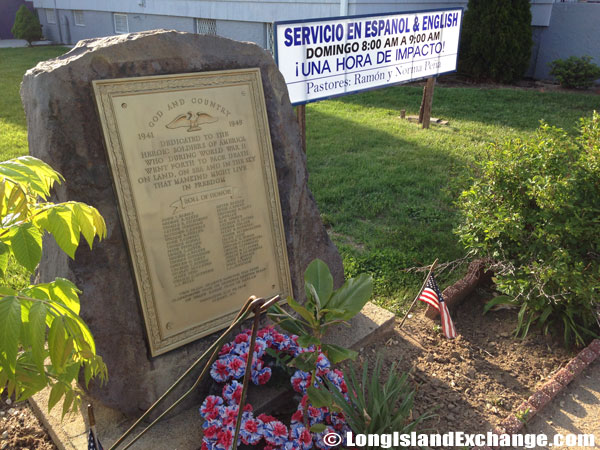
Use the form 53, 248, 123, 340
29, 302, 395, 450
29, 388, 201, 450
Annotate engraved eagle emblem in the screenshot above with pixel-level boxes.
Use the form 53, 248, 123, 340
166, 112, 218, 132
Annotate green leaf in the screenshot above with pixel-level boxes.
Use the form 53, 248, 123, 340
46, 207, 80, 259
19, 297, 32, 326
304, 259, 334, 307
289, 351, 318, 372
0, 370, 8, 396
322, 343, 358, 364
0, 287, 17, 296
0, 161, 49, 199
61, 389, 74, 418
287, 296, 316, 326
521, 314, 534, 339
307, 385, 333, 408
297, 335, 320, 348
0, 296, 22, 374
15, 156, 63, 191
267, 303, 307, 336
483, 295, 514, 314
71, 203, 96, 249
7, 223, 42, 272
49, 278, 81, 315
48, 318, 71, 373
306, 282, 322, 311
84, 363, 93, 388
326, 273, 373, 320
0, 242, 9, 277
2, 180, 27, 222
310, 423, 327, 433
28, 302, 48, 372
90, 208, 107, 240
0, 177, 6, 214
14, 361, 48, 402
47, 383, 65, 412
539, 305, 553, 325
517, 303, 528, 333
63, 315, 96, 355
5, 379, 16, 398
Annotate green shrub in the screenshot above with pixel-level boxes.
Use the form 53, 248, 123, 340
455, 112, 600, 346
0, 156, 107, 416
549, 56, 600, 89
11, 5, 43, 46
459, 0, 532, 83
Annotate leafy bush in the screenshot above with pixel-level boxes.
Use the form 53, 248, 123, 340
455, 112, 600, 346
0, 156, 107, 416
11, 5, 43, 46
459, 0, 532, 83
549, 56, 600, 89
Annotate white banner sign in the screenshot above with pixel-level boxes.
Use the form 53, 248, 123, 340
275, 9, 463, 105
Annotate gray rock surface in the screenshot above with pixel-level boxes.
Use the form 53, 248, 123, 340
21, 30, 343, 416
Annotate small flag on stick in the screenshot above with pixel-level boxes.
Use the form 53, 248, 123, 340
87, 404, 103, 450
88, 429, 103, 450
418, 275, 457, 339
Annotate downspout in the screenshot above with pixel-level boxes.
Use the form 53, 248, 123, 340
340, 0, 348, 16
53, 0, 63, 43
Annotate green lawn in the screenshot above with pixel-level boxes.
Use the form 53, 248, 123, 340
0, 46, 69, 288
0, 46, 68, 159
306, 85, 600, 311
2, 47, 599, 314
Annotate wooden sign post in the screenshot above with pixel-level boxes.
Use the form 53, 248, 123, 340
419, 77, 436, 129
296, 104, 306, 154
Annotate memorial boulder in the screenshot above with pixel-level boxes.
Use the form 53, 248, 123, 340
21, 30, 343, 416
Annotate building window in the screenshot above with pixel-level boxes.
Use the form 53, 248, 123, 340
46, 9, 56, 24
196, 18, 216, 35
73, 10, 85, 26
114, 13, 129, 34
266, 23, 274, 54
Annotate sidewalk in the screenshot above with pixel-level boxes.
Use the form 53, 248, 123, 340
522, 359, 599, 449
0, 39, 53, 48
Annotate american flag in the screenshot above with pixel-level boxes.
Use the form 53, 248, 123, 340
88, 429, 103, 450
418, 275, 457, 339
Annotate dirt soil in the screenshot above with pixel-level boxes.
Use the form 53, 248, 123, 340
0, 394, 56, 450
360, 289, 575, 441
0, 290, 577, 450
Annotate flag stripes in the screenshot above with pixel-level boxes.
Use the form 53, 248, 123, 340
418, 275, 457, 339
439, 299, 457, 339
418, 288, 440, 310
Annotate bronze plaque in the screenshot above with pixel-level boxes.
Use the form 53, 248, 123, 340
93, 69, 292, 356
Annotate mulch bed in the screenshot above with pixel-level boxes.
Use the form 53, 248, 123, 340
360, 289, 575, 444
